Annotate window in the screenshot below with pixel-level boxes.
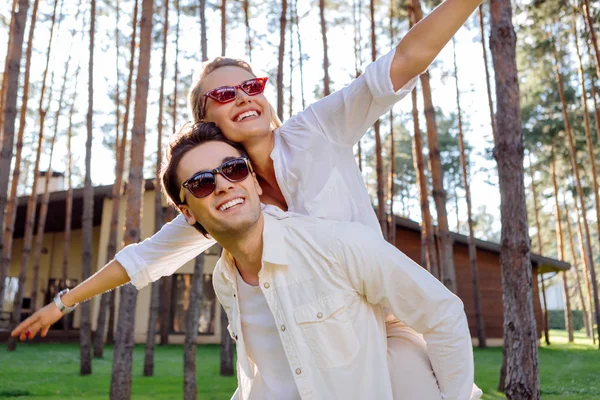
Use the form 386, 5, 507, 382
171, 273, 217, 335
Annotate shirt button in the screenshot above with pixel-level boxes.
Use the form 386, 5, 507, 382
281, 325, 286, 331
263, 282, 270, 289
317, 312, 323, 319
295, 368, 302, 375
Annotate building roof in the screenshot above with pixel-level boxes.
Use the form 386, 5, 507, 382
14, 180, 569, 273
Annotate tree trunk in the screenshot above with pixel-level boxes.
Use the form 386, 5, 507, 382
553, 44, 600, 347
0, 0, 38, 312
551, 158, 574, 343
353, 0, 362, 173
408, 8, 438, 278
6, 0, 59, 352
386, 0, 395, 244
183, 254, 205, 400
288, 0, 293, 118
276, 0, 287, 120
0, 0, 18, 140
110, 0, 154, 397
573, 196, 597, 344
453, 39, 486, 348
220, 304, 234, 376
0, 0, 29, 280
293, 0, 305, 110
489, 0, 540, 397
370, 0, 386, 238
220, 0, 226, 56
478, 3, 497, 145
527, 154, 550, 346
563, 195, 593, 340
243, 0, 252, 61
79, 0, 96, 376
144, 0, 169, 376
63, 57, 81, 336
98, 0, 139, 351
319, 0, 330, 96
411, 0, 456, 293
199, 0, 207, 61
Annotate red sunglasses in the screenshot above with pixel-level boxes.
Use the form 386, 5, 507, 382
201, 77, 268, 119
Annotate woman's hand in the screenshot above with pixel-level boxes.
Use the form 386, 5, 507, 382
10, 302, 64, 341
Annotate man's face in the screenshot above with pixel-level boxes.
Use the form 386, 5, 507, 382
177, 141, 263, 237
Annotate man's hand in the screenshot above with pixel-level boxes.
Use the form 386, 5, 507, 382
11, 302, 64, 341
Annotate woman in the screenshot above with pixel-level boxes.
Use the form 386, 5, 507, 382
13, 1, 483, 398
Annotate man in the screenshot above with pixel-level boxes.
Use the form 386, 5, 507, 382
161, 122, 479, 400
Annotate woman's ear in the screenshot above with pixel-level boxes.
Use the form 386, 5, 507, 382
251, 172, 263, 196
178, 205, 198, 225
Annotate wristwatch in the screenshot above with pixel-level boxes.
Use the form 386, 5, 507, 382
53, 289, 78, 314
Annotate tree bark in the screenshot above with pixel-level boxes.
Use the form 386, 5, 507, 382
220, 304, 234, 376
0, 0, 38, 312
144, 0, 169, 376
183, 255, 205, 400
199, 0, 207, 61
527, 154, 550, 346
489, 0, 540, 397
411, 0, 456, 292
553, 43, 600, 347
110, 0, 154, 397
453, 39, 486, 348
288, 0, 293, 118
220, 0, 226, 56
243, 0, 252, 61
0, 0, 29, 280
551, 158, 573, 342
276, 0, 287, 120
293, 0, 305, 110
319, 0, 330, 96
0, 0, 18, 141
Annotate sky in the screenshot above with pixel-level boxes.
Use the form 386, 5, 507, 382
0, 0, 502, 238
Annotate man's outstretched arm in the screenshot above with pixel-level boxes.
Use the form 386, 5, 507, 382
11, 259, 130, 341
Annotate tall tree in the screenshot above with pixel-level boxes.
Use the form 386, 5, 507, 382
144, 0, 169, 377
0, 0, 17, 137
551, 158, 574, 342
80, 0, 96, 376
183, 255, 205, 400
0, 0, 39, 312
553, 43, 600, 347
387, 0, 395, 244
527, 153, 550, 346
293, 0, 305, 110
220, 0, 226, 56
410, 0, 456, 292
110, 0, 154, 397
478, 3, 497, 144
370, 0, 386, 238
6, 0, 59, 353
489, 0, 540, 396
0, 0, 30, 295
564, 195, 593, 340
453, 39, 486, 348
319, 0, 330, 96
288, 0, 293, 118
408, 9, 438, 278
277, 0, 287, 120
353, 0, 362, 172
243, 0, 252, 61
199, 0, 207, 61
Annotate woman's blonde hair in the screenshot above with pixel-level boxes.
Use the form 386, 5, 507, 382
188, 57, 282, 130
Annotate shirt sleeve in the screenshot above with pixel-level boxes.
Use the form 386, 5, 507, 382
115, 213, 217, 289
282, 48, 418, 148
332, 223, 474, 400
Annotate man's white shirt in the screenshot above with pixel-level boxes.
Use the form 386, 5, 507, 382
214, 208, 475, 400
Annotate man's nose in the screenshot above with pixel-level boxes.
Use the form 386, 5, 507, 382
214, 173, 235, 195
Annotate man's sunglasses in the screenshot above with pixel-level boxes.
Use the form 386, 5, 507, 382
201, 77, 268, 119
179, 156, 253, 203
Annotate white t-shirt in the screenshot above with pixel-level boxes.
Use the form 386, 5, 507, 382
236, 270, 301, 400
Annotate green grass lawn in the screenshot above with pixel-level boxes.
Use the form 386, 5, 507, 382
0, 330, 597, 399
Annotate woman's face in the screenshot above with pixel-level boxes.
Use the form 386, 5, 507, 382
201, 66, 273, 145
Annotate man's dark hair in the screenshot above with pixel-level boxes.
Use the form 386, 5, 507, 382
160, 121, 247, 236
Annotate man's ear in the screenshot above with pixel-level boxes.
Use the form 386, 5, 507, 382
178, 205, 198, 226
251, 172, 263, 196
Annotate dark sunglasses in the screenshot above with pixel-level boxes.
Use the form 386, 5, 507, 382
179, 156, 253, 203
201, 77, 268, 119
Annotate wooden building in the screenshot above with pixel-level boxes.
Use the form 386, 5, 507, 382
0, 179, 569, 345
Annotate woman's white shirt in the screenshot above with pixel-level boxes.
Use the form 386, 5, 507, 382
116, 48, 418, 289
